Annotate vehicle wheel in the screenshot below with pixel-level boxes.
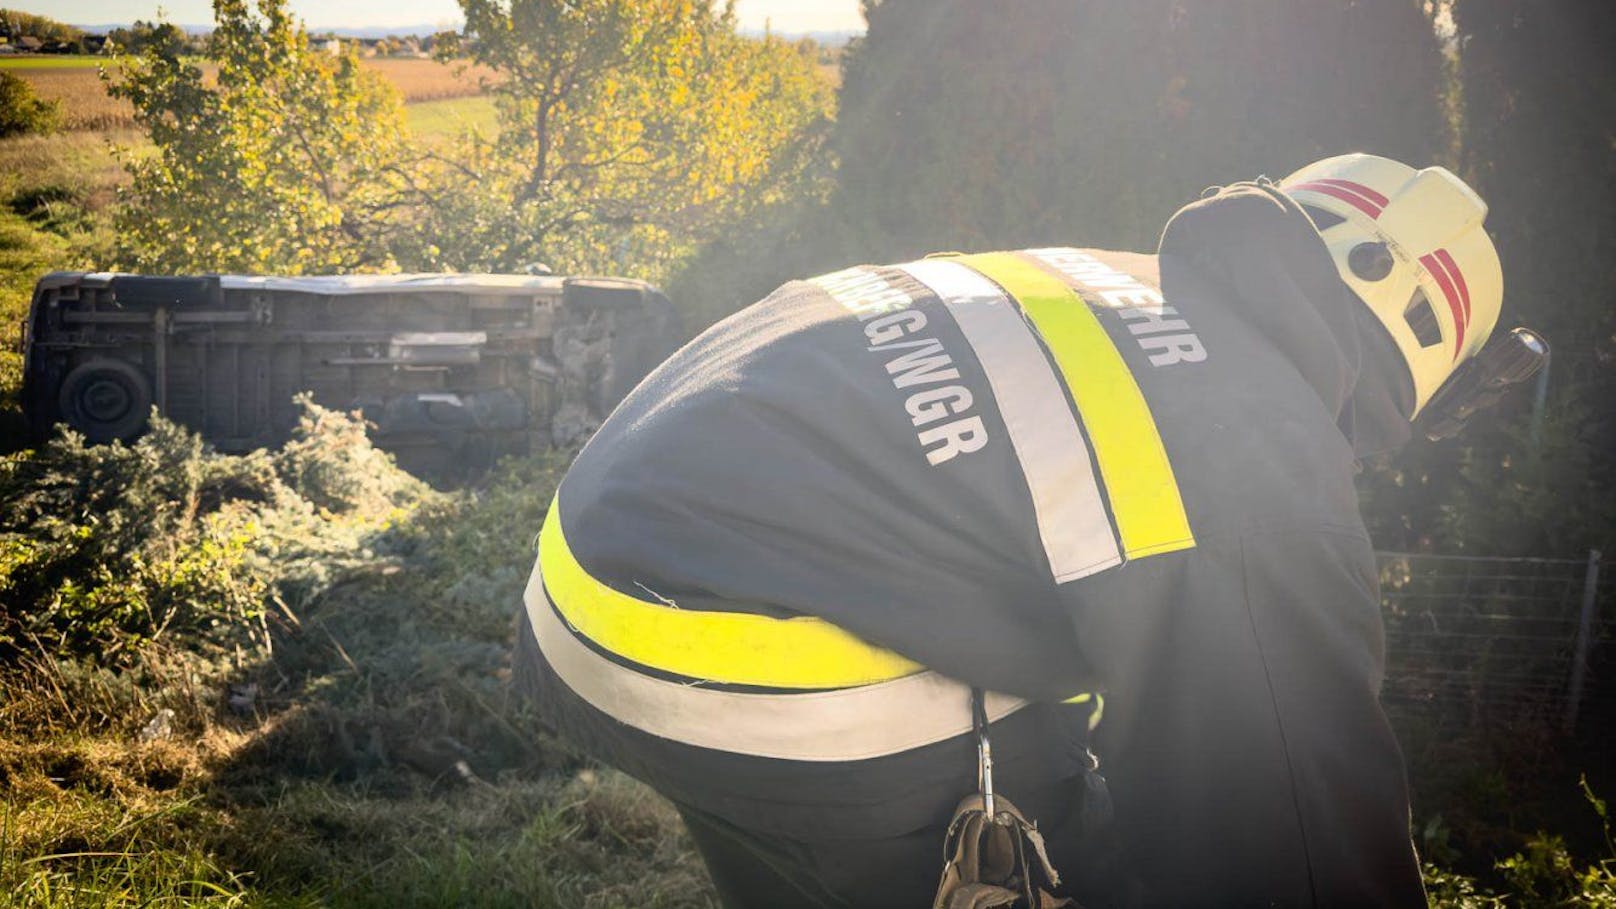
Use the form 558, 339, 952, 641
57, 359, 153, 443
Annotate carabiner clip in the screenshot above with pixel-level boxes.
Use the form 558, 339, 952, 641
971, 687, 995, 821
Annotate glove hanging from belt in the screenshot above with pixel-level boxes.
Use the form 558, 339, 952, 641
931, 688, 1078, 909
932, 791, 1074, 909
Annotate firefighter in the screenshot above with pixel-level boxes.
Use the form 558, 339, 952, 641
512, 153, 1510, 906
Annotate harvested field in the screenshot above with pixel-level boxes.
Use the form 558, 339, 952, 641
365, 57, 497, 102
7, 65, 130, 131
6, 57, 492, 131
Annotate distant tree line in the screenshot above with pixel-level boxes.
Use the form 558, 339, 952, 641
0, 7, 452, 58
0, 8, 91, 53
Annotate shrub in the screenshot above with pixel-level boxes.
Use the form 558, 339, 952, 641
1421, 776, 1616, 907
0, 398, 428, 665
0, 71, 61, 138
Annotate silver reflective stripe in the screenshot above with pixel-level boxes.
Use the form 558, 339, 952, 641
524, 557, 1030, 761
897, 258, 1122, 582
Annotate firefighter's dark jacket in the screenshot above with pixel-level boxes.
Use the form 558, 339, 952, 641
518, 184, 1425, 904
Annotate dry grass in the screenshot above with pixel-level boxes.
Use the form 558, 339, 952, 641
8, 58, 493, 132
0, 128, 139, 209
364, 58, 497, 103
8, 66, 131, 132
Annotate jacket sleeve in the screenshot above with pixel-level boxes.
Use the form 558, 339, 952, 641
1233, 528, 1425, 905
1065, 528, 1426, 906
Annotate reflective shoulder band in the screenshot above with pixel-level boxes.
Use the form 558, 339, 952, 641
950, 252, 1195, 560
538, 502, 926, 689
897, 258, 1122, 583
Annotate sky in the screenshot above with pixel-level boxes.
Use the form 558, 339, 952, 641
17, 0, 866, 32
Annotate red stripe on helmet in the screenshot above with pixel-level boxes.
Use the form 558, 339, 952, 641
1420, 252, 1467, 359
1310, 178, 1391, 208
1433, 248, 1471, 324
1291, 181, 1384, 220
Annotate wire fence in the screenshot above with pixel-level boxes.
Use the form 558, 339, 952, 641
1376, 549, 1613, 737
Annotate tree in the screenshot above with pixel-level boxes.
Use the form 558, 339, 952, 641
106, 20, 192, 58
399, 0, 832, 278
833, 0, 1443, 261
107, 0, 407, 274
1426, 0, 1616, 555
0, 71, 60, 137
0, 8, 83, 45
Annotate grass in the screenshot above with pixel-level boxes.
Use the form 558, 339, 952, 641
0, 129, 137, 214
405, 95, 498, 140
0, 413, 720, 906
7, 67, 130, 132
0, 57, 107, 69
0, 209, 73, 444
0, 125, 131, 446
363, 58, 497, 104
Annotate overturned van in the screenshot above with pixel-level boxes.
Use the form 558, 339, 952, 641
20, 272, 681, 472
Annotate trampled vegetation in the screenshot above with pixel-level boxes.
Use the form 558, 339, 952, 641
1, 407, 715, 906
1, 0, 1613, 905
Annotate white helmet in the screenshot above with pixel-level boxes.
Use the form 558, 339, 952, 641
1280, 153, 1503, 416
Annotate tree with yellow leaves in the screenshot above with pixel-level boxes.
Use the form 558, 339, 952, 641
404, 0, 832, 278
108, 0, 407, 274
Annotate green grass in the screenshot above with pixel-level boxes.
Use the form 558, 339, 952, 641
405, 95, 498, 141
0, 57, 107, 70
0, 127, 128, 447
0, 209, 69, 444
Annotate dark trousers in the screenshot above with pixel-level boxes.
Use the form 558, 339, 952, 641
674, 772, 1102, 909
512, 611, 1105, 907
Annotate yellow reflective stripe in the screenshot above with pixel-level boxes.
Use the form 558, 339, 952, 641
1061, 692, 1104, 731
896, 258, 1121, 582
953, 252, 1194, 559
538, 501, 926, 689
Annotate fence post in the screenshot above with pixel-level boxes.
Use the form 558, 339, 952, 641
1563, 548, 1603, 733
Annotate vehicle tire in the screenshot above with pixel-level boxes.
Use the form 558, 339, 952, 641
57, 359, 153, 443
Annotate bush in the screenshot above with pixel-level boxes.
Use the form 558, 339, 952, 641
1421, 776, 1616, 907
0, 398, 428, 665
0, 71, 60, 138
